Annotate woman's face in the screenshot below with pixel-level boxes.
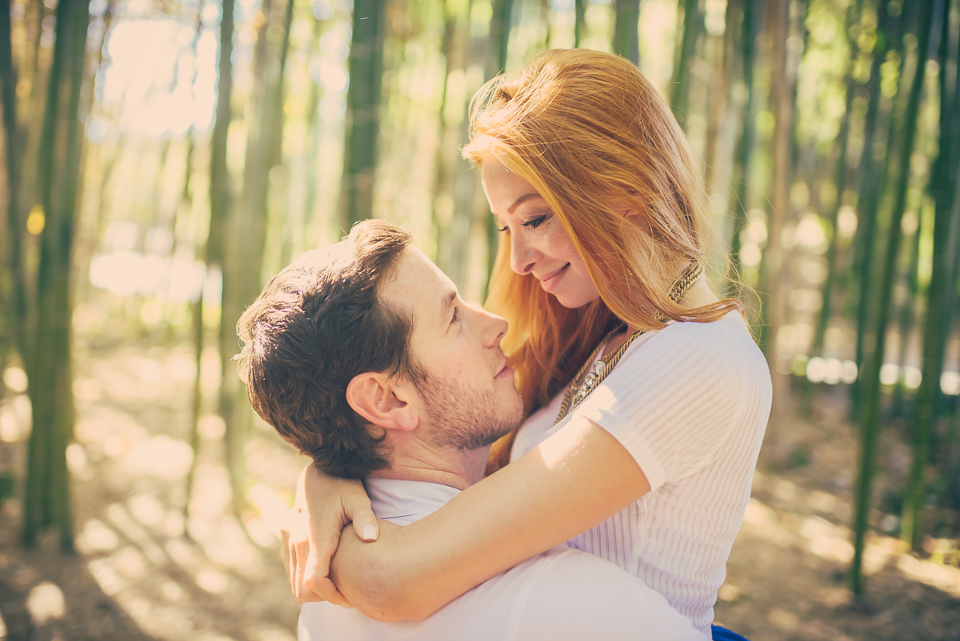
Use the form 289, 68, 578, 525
481, 157, 601, 308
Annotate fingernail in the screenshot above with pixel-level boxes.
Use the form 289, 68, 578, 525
362, 524, 377, 541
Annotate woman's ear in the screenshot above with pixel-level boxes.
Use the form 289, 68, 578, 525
345, 372, 419, 432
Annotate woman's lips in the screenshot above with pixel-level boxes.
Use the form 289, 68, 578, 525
538, 264, 569, 292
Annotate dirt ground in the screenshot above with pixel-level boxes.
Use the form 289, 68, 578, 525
1, 342, 959, 641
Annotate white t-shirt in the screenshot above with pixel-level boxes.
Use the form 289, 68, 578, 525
511, 312, 771, 636
299, 478, 707, 641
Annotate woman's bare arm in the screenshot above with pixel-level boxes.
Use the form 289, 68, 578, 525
282, 466, 380, 605
327, 415, 650, 621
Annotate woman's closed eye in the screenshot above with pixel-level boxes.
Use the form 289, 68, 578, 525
495, 212, 552, 234
522, 214, 550, 230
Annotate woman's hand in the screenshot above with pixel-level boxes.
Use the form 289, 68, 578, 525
281, 464, 380, 604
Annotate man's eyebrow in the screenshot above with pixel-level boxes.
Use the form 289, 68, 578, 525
508, 193, 544, 214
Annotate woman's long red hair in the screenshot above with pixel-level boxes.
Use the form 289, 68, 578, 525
464, 50, 743, 473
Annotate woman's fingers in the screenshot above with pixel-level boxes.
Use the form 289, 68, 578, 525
302, 544, 352, 607
338, 476, 376, 541
296, 524, 353, 606
348, 505, 379, 542
281, 505, 344, 604
286, 463, 371, 604
280, 508, 297, 593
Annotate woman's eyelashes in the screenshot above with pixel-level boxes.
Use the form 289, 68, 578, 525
450, 305, 460, 325
495, 212, 552, 234
522, 213, 549, 229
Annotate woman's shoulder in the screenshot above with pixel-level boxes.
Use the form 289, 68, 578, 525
623, 312, 770, 385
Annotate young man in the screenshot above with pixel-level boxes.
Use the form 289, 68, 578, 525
237, 220, 703, 641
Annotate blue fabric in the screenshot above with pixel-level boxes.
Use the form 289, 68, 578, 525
712, 624, 750, 641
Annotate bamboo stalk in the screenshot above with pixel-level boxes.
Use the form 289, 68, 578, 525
850, 0, 937, 595
22, 0, 91, 551
670, 0, 702, 128
613, 0, 641, 66
574, 0, 586, 47
339, 0, 387, 227
801, 1, 859, 415
851, 0, 898, 419
902, 0, 955, 549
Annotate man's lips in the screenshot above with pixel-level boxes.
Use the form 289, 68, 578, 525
495, 359, 513, 379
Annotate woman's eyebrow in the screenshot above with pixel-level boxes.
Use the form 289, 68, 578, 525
508, 192, 544, 214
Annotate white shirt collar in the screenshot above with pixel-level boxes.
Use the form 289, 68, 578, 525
363, 478, 461, 526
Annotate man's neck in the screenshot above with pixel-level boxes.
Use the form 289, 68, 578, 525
369, 444, 490, 491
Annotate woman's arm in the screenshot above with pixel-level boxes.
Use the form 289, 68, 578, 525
330, 414, 650, 621
282, 465, 380, 605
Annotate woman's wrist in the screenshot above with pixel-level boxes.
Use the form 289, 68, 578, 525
331, 519, 420, 621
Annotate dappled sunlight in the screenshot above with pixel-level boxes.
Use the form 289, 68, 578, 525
0, 393, 31, 442
77, 518, 121, 554
741, 476, 960, 583
89, 249, 208, 302
200, 517, 267, 578
187, 465, 234, 535
246, 483, 292, 542
26, 581, 66, 625
128, 493, 169, 529
195, 568, 231, 594
719, 401, 960, 638
1, 368, 27, 393
897, 554, 960, 598
804, 357, 858, 385
799, 515, 854, 565
113, 545, 150, 580
123, 435, 194, 480
100, 18, 217, 137
0, 343, 306, 640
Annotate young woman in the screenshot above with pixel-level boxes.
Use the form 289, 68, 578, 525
286, 49, 771, 638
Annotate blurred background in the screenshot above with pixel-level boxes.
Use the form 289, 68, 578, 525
1, 0, 960, 638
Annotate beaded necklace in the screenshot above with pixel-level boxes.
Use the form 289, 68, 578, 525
554, 261, 704, 425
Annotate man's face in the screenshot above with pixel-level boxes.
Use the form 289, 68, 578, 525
380, 247, 523, 449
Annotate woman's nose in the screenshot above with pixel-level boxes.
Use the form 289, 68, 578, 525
509, 234, 536, 275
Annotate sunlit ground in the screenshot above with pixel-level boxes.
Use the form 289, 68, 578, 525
0, 343, 303, 640
715, 388, 960, 640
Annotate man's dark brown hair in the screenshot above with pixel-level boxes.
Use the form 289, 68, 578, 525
236, 220, 423, 478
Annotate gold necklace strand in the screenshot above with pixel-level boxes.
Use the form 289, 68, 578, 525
554, 261, 703, 425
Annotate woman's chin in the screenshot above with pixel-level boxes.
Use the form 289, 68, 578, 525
550, 291, 602, 309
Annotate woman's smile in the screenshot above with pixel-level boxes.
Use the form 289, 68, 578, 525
537, 264, 570, 292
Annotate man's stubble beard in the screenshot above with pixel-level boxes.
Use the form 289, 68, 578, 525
418, 375, 524, 451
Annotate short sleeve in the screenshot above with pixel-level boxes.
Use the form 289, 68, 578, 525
571, 315, 768, 491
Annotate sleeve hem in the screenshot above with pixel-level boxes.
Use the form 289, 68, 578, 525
579, 407, 667, 491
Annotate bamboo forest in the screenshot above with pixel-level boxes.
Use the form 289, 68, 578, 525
1, 0, 960, 638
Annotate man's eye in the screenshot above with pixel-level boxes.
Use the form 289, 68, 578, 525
496, 225, 509, 234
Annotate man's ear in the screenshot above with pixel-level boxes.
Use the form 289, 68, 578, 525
345, 372, 419, 432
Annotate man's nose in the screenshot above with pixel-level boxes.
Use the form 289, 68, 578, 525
471, 303, 508, 347
509, 234, 536, 275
